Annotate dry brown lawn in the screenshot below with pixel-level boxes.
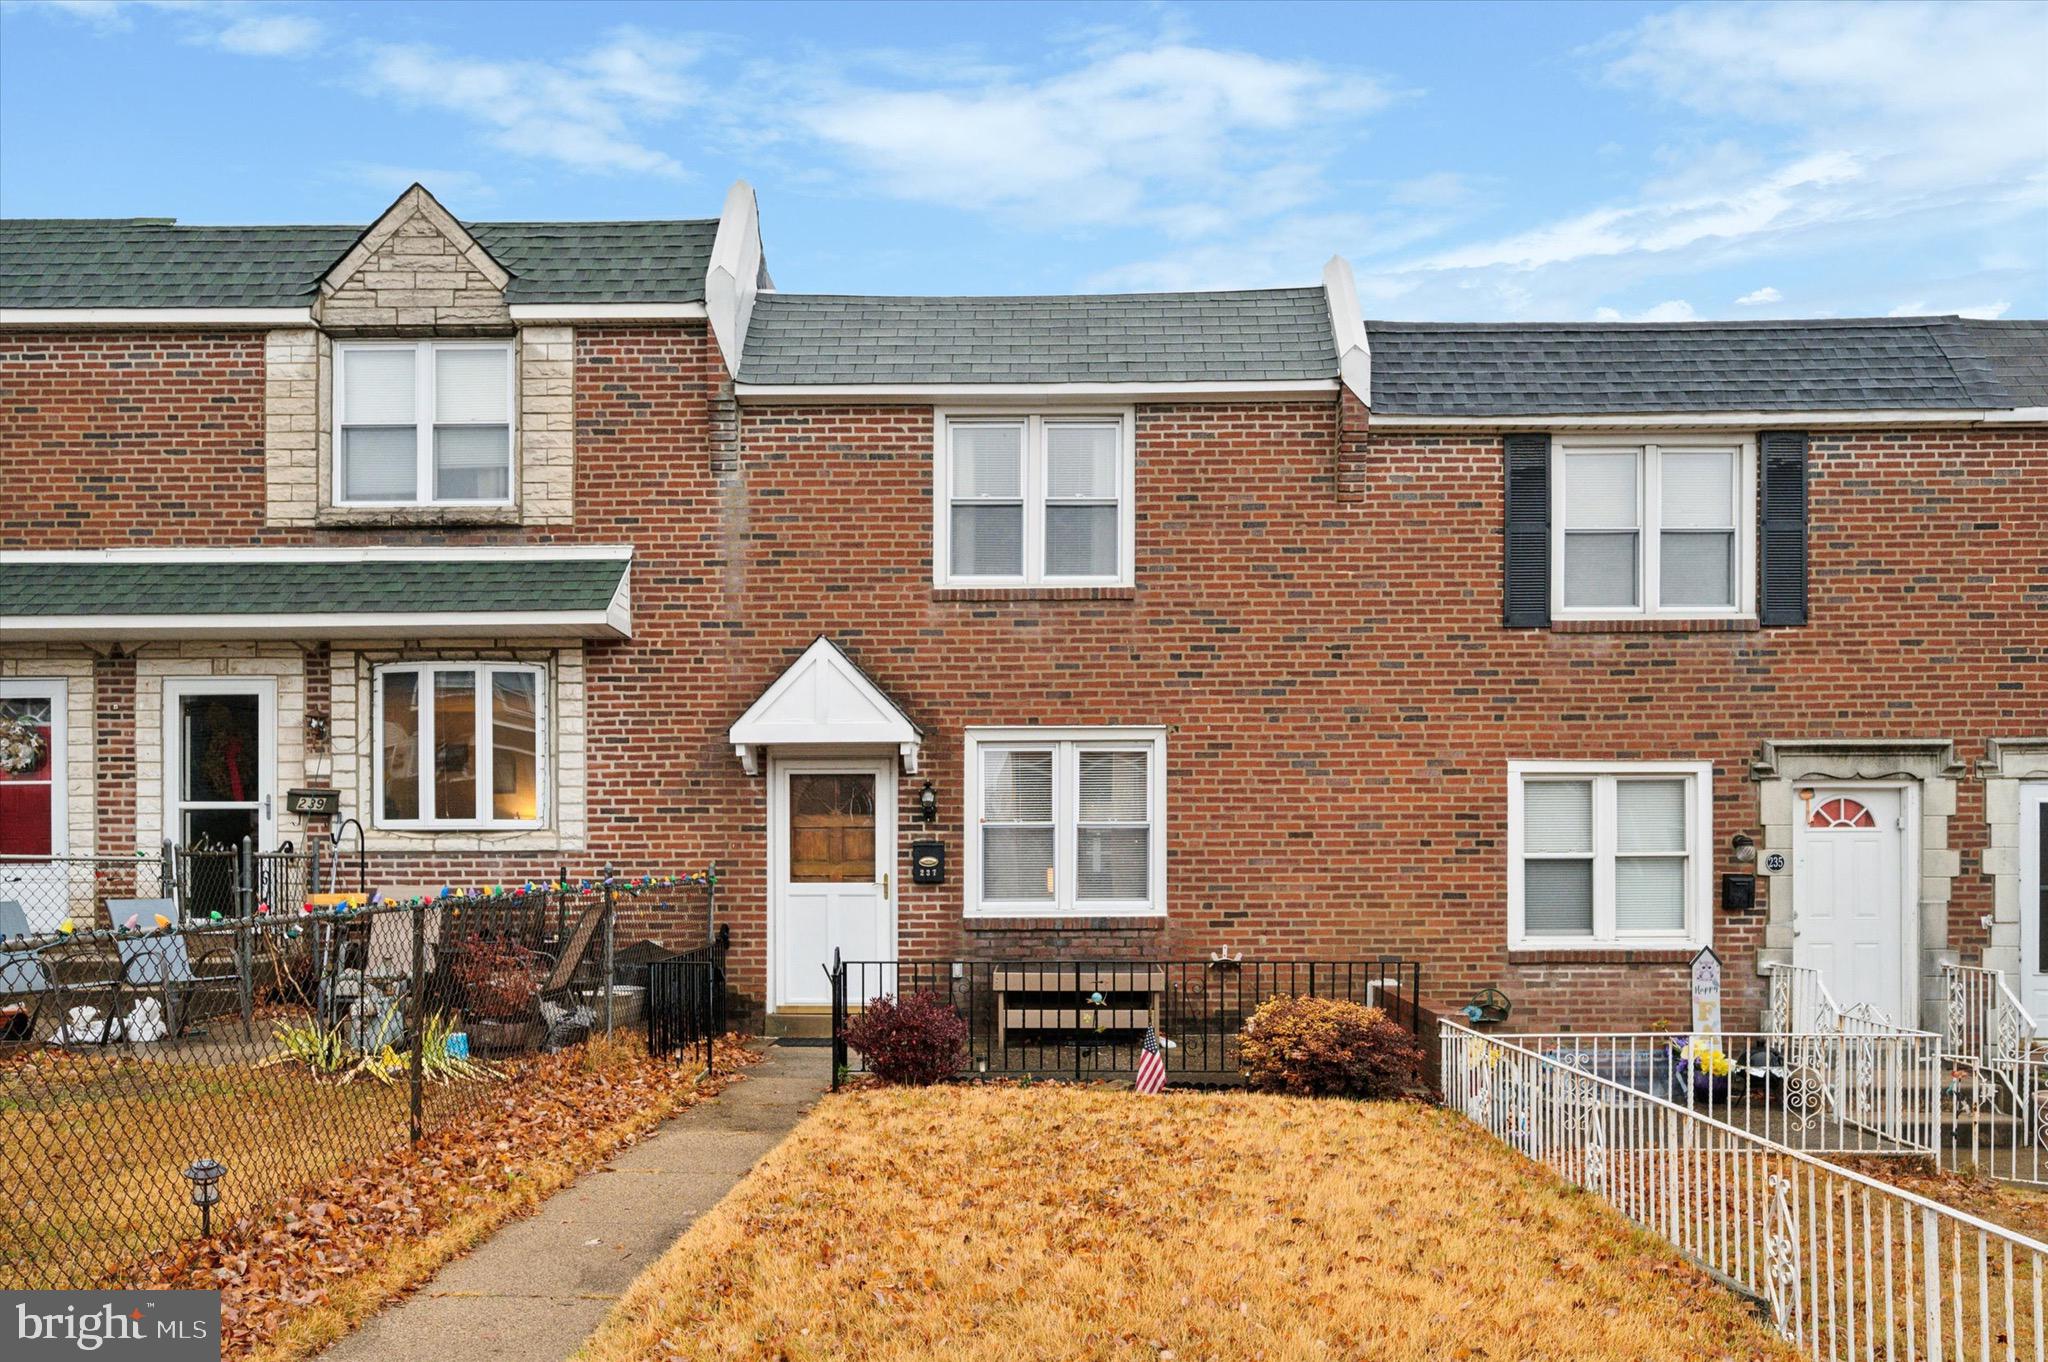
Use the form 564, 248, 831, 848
578, 1086, 1796, 1362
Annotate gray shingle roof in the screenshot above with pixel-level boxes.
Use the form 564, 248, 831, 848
738, 288, 1339, 385
6, 557, 628, 617
0, 218, 717, 308
1364, 316, 2048, 416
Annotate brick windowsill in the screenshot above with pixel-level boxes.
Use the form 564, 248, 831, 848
966, 915, 1168, 933
1550, 617, 1760, 635
933, 586, 1138, 603
1508, 948, 1697, 966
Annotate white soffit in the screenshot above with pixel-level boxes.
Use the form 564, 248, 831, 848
728, 636, 921, 776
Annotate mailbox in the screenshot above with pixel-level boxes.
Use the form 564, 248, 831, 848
1721, 873, 1757, 914
285, 787, 341, 817
910, 840, 946, 885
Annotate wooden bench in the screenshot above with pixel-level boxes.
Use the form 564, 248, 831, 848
992, 966, 1165, 1049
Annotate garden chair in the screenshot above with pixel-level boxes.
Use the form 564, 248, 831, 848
536, 901, 607, 1049
0, 902, 59, 1043
0, 900, 29, 941
113, 902, 239, 1039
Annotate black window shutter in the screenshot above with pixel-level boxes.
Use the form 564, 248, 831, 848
1503, 433, 1551, 627
1759, 430, 1809, 626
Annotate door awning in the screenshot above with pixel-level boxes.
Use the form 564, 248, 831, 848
728, 636, 922, 775
0, 546, 634, 641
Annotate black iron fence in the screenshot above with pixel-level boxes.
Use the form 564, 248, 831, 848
826, 956, 1424, 1089
0, 869, 714, 1290
1, 843, 318, 935
646, 927, 730, 1075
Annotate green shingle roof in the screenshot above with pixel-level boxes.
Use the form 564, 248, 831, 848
7, 557, 628, 618
737, 288, 1340, 385
0, 218, 718, 308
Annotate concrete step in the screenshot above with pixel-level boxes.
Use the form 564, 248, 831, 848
764, 1011, 834, 1040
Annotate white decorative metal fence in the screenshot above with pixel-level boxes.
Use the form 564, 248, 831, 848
1443, 1019, 2048, 1359
1942, 962, 2048, 1186
1502, 1029, 1940, 1156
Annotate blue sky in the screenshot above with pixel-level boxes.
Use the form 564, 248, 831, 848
3, 0, 2044, 320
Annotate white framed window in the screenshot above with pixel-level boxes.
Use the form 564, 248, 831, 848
1507, 760, 1713, 949
373, 662, 545, 829
964, 727, 1165, 917
933, 412, 1135, 587
1552, 437, 1754, 618
335, 340, 515, 506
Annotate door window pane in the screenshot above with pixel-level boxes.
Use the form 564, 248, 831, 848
181, 695, 257, 804
0, 697, 54, 856
491, 672, 539, 821
381, 671, 420, 821
788, 773, 876, 883
433, 671, 476, 821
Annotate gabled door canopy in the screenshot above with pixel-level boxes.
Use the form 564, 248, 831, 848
728, 637, 922, 776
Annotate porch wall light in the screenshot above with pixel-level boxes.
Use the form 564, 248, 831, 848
1730, 832, 1757, 865
917, 781, 938, 823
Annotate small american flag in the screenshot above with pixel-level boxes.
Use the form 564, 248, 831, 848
1134, 1025, 1167, 1095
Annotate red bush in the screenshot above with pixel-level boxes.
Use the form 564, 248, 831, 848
840, 990, 968, 1085
1239, 995, 1424, 1098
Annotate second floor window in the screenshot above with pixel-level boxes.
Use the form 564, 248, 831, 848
1553, 438, 1754, 618
936, 413, 1133, 586
337, 341, 513, 506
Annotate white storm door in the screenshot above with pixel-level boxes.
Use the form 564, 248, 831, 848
163, 677, 277, 852
0, 679, 69, 931
2019, 784, 2048, 1025
770, 758, 895, 1011
1792, 786, 1908, 1024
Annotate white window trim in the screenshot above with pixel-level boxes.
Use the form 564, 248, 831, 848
963, 726, 1166, 918
372, 661, 548, 831
1550, 435, 1756, 620
932, 409, 1137, 588
333, 339, 517, 508
1506, 760, 1714, 950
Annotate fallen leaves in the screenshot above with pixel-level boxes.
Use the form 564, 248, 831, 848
112, 1035, 761, 1362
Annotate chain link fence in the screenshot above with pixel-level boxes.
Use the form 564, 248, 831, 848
0, 870, 716, 1290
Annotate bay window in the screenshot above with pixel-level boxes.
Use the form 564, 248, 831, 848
966, 728, 1164, 916
936, 413, 1133, 586
336, 340, 514, 505
375, 662, 544, 828
1508, 761, 1712, 948
1553, 438, 1753, 617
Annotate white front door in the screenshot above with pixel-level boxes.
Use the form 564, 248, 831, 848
2019, 783, 2048, 1024
1793, 785, 1910, 1023
163, 677, 277, 852
770, 757, 895, 1011
0, 678, 69, 930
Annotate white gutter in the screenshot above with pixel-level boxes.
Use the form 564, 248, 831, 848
0, 307, 314, 327
3, 544, 634, 565
507, 303, 707, 322
3, 611, 629, 642
733, 378, 1340, 404
1368, 409, 2023, 430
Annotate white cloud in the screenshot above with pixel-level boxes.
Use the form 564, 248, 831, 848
1889, 299, 2011, 319
1735, 286, 1782, 305
1593, 299, 1697, 322
214, 14, 320, 58
794, 41, 1391, 235
357, 29, 703, 178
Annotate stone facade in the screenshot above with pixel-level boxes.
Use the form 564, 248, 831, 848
314, 186, 510, 334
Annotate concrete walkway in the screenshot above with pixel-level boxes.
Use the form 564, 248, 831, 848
319, 1043, 824, 1362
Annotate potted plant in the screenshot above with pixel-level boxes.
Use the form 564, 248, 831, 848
1669, 1036, 1734, 1103
451, 940, 545, 1053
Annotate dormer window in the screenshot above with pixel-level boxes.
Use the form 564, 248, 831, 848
336, 340, 514, 506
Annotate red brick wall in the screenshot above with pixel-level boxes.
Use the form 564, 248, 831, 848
8, 323, 2045, 1032
0, 332, 267, 547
